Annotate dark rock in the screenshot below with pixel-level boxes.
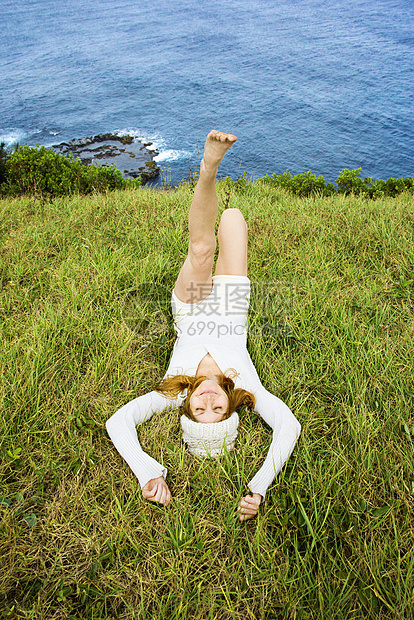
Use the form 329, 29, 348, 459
51, 133, 160, 184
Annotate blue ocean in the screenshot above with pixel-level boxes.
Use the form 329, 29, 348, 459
1, 0, 413, 185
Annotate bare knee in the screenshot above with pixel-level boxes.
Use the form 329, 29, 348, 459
219, 208, 247, 235
215, 208, 248, 276
189, 239, 216, 269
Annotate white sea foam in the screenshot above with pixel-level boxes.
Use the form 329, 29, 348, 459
114, 127, 193, 164
0, 129, 28, 147
154, 149, 193, 163
115, 127, 165, 151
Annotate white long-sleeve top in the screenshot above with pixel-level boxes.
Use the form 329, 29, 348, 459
106, 302, 301, 500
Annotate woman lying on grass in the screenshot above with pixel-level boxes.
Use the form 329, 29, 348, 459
106, 131, 301, 521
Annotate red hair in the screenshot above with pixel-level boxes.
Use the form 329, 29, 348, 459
155, 372, 255, 422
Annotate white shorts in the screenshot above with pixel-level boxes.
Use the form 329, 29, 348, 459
171, 275, 250, 321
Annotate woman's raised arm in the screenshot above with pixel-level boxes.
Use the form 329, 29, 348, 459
247, 387, 301, 500
106, 391, 180, 490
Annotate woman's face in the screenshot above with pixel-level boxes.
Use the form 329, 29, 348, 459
189, 379, 229, 423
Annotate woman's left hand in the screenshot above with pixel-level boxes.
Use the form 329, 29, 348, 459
237, 493, 262, 521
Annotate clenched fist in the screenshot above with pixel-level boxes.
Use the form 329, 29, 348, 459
237, 493, 262, 521
142, 477, 171, 506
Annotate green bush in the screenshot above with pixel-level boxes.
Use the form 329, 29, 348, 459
265, 170, 335, 197
0, 142, 8, 187
336, 167, 367, 195
0, 145, 141, 198
261, 166, 413, 199
336, 168, 413, 198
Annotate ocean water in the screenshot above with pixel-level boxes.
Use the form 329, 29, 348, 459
1, 0, 413, 185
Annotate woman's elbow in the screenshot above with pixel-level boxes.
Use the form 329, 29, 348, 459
288, 414, 301, 441
105, 414, 117, 437
106, 408, 125, 437
284, 406, 301, 439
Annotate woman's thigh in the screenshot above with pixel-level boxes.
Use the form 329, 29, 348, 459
215, 209, 248, 277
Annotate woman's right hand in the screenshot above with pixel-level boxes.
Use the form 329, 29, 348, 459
237, 493, 262, 521
142, 477, 172, 506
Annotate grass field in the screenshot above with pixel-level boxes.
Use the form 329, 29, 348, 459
1, 179, 413, 619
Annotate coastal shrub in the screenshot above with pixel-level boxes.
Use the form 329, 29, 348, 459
0, 145, 141, 198
224, 171, 255, 196
0, 142, 8, 186
265, 170, 335, 197
336, 168, 413, 198
261, 167, 413, 199
336, 168, 367, 195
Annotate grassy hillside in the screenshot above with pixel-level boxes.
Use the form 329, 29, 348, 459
1, 180, 413, 619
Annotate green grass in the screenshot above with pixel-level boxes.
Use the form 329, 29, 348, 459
1, 180, 413, 619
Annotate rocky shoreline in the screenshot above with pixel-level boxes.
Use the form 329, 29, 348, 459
51, 133, 160, 184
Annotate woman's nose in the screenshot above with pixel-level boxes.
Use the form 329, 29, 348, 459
203, 393, 215, 401
201, 395, 215, 409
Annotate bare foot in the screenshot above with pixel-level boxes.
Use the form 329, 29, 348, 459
201, 130, 237, 176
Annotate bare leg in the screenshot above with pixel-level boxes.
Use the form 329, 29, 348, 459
174, 131, 237, 303
215, 208, 248, 277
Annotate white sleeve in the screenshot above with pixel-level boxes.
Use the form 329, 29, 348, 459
106, 391, 179, 489
247, 387, 301, 500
